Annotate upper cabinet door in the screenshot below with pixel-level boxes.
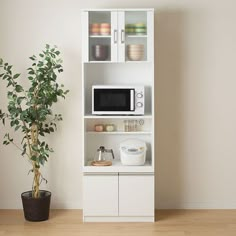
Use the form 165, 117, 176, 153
82, 10, 153, 63
82, 11, 118, 62
121, 10, 152, 62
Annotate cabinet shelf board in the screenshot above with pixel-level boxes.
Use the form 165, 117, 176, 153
125, 60, 151, 63
83, 160, 154, 173
88, 61, 113, 63
86, 131, 152, 135
86, 61, 151, 64
126, 35, 148, 38
89, 35, 111, 38
83, 9, 154, 12
84, 115, 152, 119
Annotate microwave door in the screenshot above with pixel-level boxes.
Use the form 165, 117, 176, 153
93, 88, 132, 112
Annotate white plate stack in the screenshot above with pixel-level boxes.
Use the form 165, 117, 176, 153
127, 44, 144, 61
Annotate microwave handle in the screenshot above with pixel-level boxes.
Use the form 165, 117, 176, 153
130, 89, 135, 111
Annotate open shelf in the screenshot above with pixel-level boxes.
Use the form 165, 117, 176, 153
84, 114, 152, 119
86, 131, 152, 135
83, 159, 154, 173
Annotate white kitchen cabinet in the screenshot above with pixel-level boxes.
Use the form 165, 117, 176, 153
119, 174, 154, 216
83, 174, 154, 222
83, 174, 118, 216
82, 9, 154, 62
82, 8, 155, 222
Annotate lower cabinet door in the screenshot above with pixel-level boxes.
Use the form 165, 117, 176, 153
83, 174, 118, 216
119, 174, 154, 216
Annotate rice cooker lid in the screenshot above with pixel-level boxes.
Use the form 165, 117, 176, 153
120, 139, 146, 155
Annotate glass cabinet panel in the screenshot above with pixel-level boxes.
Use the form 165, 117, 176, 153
88, 11, 112, 62
124, 11, 148, 62
85, 10, 152, 63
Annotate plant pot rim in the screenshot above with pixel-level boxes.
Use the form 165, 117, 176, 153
21, 190, 51, 199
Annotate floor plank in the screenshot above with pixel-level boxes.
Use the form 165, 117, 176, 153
0, 210, 236, 236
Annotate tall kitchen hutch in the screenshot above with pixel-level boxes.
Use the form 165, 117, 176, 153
81, 8, 155, 222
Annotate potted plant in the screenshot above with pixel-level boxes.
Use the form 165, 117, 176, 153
0, 44, 69, 221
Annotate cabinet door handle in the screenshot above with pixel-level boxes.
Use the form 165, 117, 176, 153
121, 29, 125, 44
114, 29, 117, 44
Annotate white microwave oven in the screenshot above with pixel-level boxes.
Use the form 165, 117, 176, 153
92, 85, 145, 115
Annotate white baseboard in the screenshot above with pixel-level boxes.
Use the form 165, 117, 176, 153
156, 201, 236, 209
84, 216, 155, 222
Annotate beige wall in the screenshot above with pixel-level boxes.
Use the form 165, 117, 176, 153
0, 0, 236, 209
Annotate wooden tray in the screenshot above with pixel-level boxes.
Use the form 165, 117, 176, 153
91, 160, 112, 166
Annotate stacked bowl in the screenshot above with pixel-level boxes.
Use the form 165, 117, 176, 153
125, 23, 147, 35
134, 23, 146, 35
100, 23, 110, 35
90, 23, 111, 35
90, 23, 100, 35
127, 44, 144, 61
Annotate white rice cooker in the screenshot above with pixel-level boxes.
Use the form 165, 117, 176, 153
120, 139, 147, 165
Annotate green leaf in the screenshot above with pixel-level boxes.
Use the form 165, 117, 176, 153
15, 125, 21, 131
45, 128, 50, 134
7, 92, 13, 99
40, 141, 45, 147
35, 164, 40, 169
17, 96, 25, 105
49, 127, 54, 132
52, 96, 57, 102
13, 73, 20, 79
39, 155, 46, 165
15, 85, 23, 93
3, 74, 10, 80
31, 155, 37, 161
21, 148, 26, 156
3, 140, 10, 145
29, 55, 36, 61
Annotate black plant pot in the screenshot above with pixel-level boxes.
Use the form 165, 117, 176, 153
21, 190, 51, 221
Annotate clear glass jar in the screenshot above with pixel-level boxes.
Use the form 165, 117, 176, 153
129, 120, 134, 131
134, 120, 138, 131
105, 124, 115, 132
94, 124, 104, 132
124, 120, 129, 132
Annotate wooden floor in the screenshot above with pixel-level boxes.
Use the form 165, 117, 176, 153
1, 210, 236, 236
